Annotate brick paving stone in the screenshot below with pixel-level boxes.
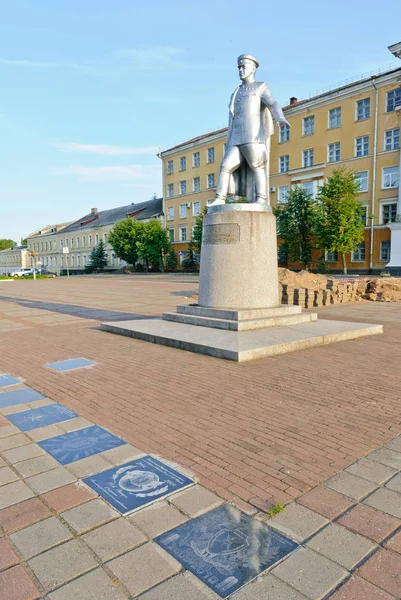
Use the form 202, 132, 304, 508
385, 436, 401, 453
169, 485, 223, 517
0, 564, 41, 600
345, 459, 397, 484
297, 486, 354, 519
28, 424, 65, 442
230, 574, 308, 600
2, 443, 45, 464
363, 488, 401, 520
271, 547, 347, 600
325, 472, 378, 501
57, 417, 93, 433
337, 504, 401, 543
82, 517, 146, 561
268, 502, 328, 542
0, 415, 10, 427
385, 473, 401, 493
329, 576, 396, 600
66, 454, 111, 478
357, 548, 401, 598
0, 466, 19, 486
60, 498, 119, 534
0, 480, 35, 510
27, 467, 77, 494
107, 542, 181, 597
366, 448, 401, 470
138, 572, 219, 599
28, 539, 98, 592
14, 455, 59, 478
0, 433, 31, 451
128, 500, 188, 538
10, 516, 73, 559
384, 530, 401, 554
0, 497, 51, 533
101, 443, 144, 465
0, 425, 19, 439
41, 482, 97, 512
47, 567, 128, 600
306, 523, 375, 570
0, 537, 19, 570
25, 398, 55, 409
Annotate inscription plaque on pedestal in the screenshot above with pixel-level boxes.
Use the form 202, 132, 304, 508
203, 224, 240, 245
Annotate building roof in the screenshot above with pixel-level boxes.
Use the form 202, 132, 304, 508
161, 127, 228, 154
59, 197, 163, 234
0, 245, 27, 253
27, 222, 73, 239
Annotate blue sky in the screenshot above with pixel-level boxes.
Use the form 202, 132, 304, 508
1, 0, 401, 243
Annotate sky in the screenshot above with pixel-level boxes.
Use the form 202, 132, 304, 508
1, 0, 401, 243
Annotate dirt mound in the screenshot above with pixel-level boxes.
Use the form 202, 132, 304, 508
278, 268, 335, 290
364, 278, 401, 302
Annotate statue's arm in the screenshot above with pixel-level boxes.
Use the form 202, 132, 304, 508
261, 84, 290, 127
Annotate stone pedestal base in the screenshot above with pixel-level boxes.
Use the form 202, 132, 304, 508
386, 222, 401, 276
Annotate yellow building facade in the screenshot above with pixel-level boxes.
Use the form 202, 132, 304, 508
161, 63, 401, 273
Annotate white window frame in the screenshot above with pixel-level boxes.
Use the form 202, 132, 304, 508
193, 152, 200, 168
386, 89, 401, 112
192, 201, 200, 217
168, 183, 174, 198
278, 185, 289, 204
328, 142, 340, 163
179, 156, 186, 171
279, 123, 290, 143
385, 128, 400, 151
95, 234, 99, 245
303, 115, 314, 136
179, 226, 187, 242
380, 240, 391, 262
302, 180, 315, 197
382, 166, 399, 189
359, 205, 368, 226
207, 147, 215, 163
351, 243, 366, 262
302, 149, 314, 168
355, 171, 368, 193
328, 107, 341, 129
355, 135, 369, 157
326, 251, 338, 263
76, 237, 80, 248
193, 177, 200, 192
356, 98, 370, 120
168, 228, 174, 242
179, 180, 187, 195
167, 160, 174, 174
179, 204, 187, 219
380, 202, 398, 225
279, 155, 289, 173
88, 235, 92, 247
207, 173, 215, 189
82, 236, 86, 248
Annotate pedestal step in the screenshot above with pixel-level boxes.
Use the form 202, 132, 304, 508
176, 304, 302, 321
162, 310, 317, 331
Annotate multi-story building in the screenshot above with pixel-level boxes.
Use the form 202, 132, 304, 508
26, 197, 163, 275
160, 43, 401, 273
0, 246, 30, 275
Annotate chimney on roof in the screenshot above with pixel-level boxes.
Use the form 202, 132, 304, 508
290, 97, 298, 105
91, 208, 98, 216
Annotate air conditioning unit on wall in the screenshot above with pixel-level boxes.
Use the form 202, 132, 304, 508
270, 186, 276, 193
186, 203, 191, 208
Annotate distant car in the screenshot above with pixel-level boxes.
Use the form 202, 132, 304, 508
10, 268, 34, 277
37, 268, 57, 277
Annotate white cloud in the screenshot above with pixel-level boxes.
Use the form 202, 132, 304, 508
0, 59, 59, 68
54, 164, 160, 183
53, 142, 159, 156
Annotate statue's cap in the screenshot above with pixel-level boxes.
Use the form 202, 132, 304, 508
237, 54, 259, 68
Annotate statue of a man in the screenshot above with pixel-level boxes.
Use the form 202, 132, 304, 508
210, 54, 290, 206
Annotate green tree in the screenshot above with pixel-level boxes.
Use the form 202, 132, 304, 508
315, 168, 364, 274
181, 246, 198, 272
191, 206, 208, 251
0, 239, 17, 251
166, 248, 178, 270
136, 219, 170, 272
85, 241, 108, 273
21, 238, 27, 246
274, 186, 317, 270
109, 218, 144, 267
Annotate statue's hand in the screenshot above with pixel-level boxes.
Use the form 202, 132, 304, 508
277, 117, 291, 128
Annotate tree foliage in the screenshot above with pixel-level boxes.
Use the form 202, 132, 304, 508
191, 207, 208, 251
166, 248, 178, 270
181, 246, 198, 272
85, 241, 108, 273
315, 168, 364, 274
136, 219, 171, 272
0, 239, 17, 251
108, 218, 144, 267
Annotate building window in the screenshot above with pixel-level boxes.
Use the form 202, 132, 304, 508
352, 243, 365, 262
279, 123, 290, 143
82, 236, 86, 248
328, 142, 340, 163
207, 173, 215, 188
167, 206, 174, 220
326, 251, 338, 263
76, 237, 80, 248
207, 147, 215, 163
193, 201, 200, 216
193, 176, 200, 192
77, 255, 81, 266
380, 240, 391, 262
381, 203, 398, 224
45, 242, 48, 251
303, 149, 314, 168
278, 185, 289, 204
179, 156, 186, 171
167, 160, 174, 174
54, 256, 57, 267
103, 233, 107, 243
60, 239, 63, 249
180, 181, 187, 195
302, 180, 315, 197
385, 128, 400, 151
386, 89, 401, 112
359, 205, 368, 226
71, 255, 74, 266
83, 255, 87, 266
328, 107, 341, 129
168, 183, 174, 198
179, 204, 187, 218
382, 166, 399, 189
179, 227, 187, 241
65, 239, 68, 248
71, 238, 74, 249
356, 98, 370, 120
355, 171, 368, 193
60, 256, 64, 267
355, 135, 369, 157
95, 234, 99, 245
279, 155, 289, 173
169, 229, 174, 242
303, 115, 314, 136
88, 235, 92, 247
193, 152, 200, 168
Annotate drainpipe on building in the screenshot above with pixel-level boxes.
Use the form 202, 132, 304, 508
370, 78, 379, 272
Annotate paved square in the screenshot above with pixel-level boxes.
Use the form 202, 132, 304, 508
7, 403, 78, 431
46, 358, 96, 372
0, 388, 45, 408
0, 374, 19, 388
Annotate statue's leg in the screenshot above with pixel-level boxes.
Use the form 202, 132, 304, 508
241, 144, 268, 203
209, 146, 241, 206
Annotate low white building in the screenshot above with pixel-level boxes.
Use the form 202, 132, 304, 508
0, 246, 30, 275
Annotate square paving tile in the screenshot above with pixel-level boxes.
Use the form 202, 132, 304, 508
385, 473, 401, 493
324, 472, 377, 500
384, 530, 401, 554
0, 497, 51, 533
129, 500, 188, 538
329, 576, 395, 600
101, 443, 144, 465
345, 459, 397, 484
0, 388, 45, 408
84, 455, 194, 515
14, 455, 59, 478
0, 403, 30, 416
82, 517, 146, 560
0, 537, 19, 569
385, 436, 401, 453
0, 425, 20, 439
0, 564, 41, 600
0, 374, 20, 388
7, 404, 78, 432
232, 574, 311, 600
66, 454, 111, 478
306, 523, 375, 569
28, 424, 65, 442
107, 542, 181, 597
46, 358, 96, 372
57, 417, 94, 433
366, 448, 401, 470
169, 485, 223, 517
10, 516, 73, 558
0, 480, 35, 510
337, 503, 400, 543
47, 568, 128, 600
2, 443, 45, 464
41, 482, 96, 512
27, 467, 77, 494
28, 539, 98, 592
357, 548, 401, 597
138, 572, 220, 599
39, 425, 126, 464
268, 502, 328, 542
363, 488, 401, 519
297, 486, 354, 519
25, 398, 55, 409
155, 504, 298, 598
0, 433, 31, 451
0, 466, 19, 486
60, 498, 119, 533
271, 547, 347, 600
